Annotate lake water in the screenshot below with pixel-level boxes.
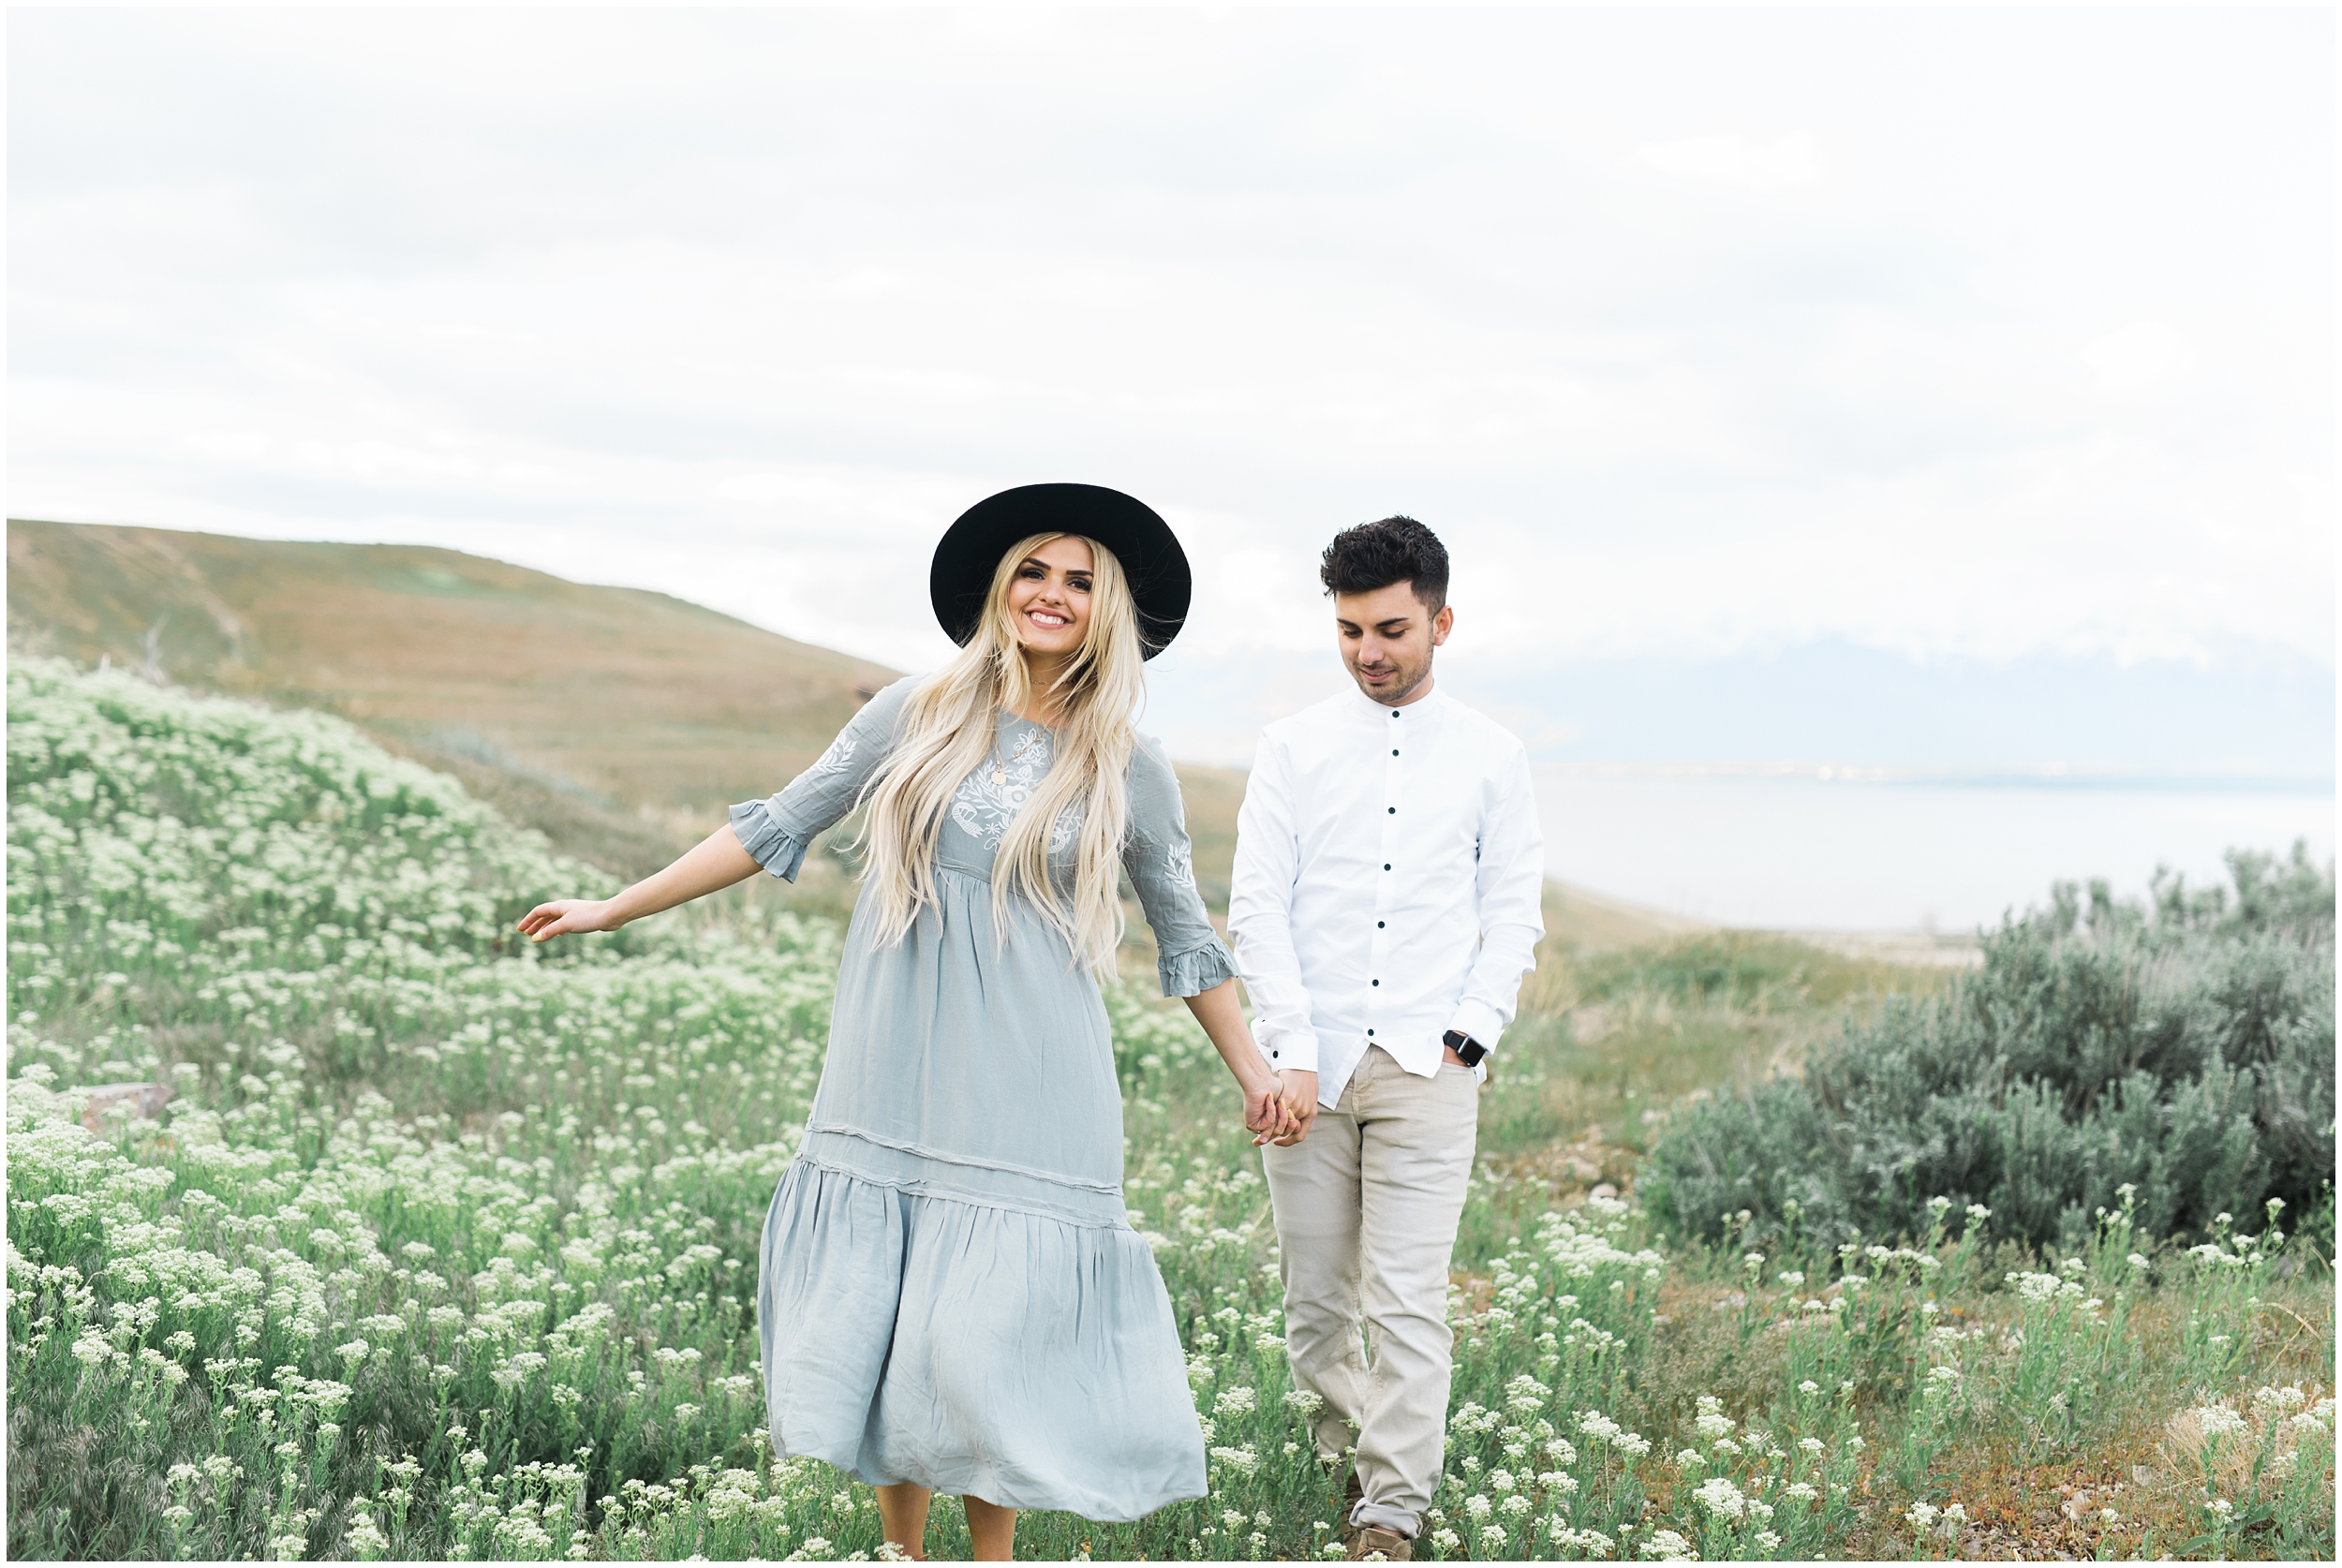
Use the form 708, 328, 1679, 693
1536, 773, 2335, 932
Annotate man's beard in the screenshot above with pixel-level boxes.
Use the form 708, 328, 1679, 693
1348, 649, 1432, 704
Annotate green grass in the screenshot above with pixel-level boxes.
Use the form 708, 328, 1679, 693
1472, 934, 1952, 1176
7, 659, 2334, 1561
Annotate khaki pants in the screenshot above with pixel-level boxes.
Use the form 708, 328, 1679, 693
1262, 1046, 1478, 1538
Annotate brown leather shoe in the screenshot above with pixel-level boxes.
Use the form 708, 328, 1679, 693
1345, 1526, 1412, 1561
1337, 1469, 1365, 1547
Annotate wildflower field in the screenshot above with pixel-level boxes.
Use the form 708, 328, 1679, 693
7, 658, 2335, 1561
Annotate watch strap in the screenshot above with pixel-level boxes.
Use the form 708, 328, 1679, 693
1443, 1028, 1489, 1068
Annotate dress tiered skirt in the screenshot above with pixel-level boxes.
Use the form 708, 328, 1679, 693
750, 852, 1216, 1520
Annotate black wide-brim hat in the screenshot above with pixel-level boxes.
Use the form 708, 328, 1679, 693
929, 482, 1192, 659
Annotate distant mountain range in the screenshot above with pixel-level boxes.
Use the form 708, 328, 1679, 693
1138, 637, 2336, 787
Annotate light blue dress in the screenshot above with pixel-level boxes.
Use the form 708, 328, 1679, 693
730, 677, 1235, 1521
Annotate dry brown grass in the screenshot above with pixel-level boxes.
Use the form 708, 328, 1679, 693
8, 517, 895, 819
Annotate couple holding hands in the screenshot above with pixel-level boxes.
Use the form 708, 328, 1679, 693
520, 484, 1544, 1561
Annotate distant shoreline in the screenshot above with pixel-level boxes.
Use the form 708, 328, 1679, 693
1538, 771, 2334, 934
1536, 762, 2335, 794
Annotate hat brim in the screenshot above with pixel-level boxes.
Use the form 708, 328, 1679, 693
929, 483, 1192, 660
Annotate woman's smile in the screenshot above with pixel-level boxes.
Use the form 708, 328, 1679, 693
1005, 535, 1095, 656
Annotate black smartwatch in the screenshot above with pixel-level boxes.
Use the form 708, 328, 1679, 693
1443, 1029, 1489, 1069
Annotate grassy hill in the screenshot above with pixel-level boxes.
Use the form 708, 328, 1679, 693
7, 517, 1682, 946
7, 519, 902, 878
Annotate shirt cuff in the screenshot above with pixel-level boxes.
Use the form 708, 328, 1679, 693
1254, 1021, 1319, 1073
1449, 999, 1506, 1053
728, 799, 808, 882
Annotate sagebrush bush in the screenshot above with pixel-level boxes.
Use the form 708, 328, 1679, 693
1646, 847, 2336, 1251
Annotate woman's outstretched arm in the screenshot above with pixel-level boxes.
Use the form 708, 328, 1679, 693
517, 824, 762, 941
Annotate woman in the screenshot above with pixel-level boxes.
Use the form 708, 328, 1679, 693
520, 483, 1305, 1561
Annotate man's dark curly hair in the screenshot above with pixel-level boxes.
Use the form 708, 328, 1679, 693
1319, 516, 1449, 612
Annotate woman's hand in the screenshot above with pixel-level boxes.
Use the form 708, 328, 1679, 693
517, 898, 622, 941
1247, 1069, 1316, 1147
516, 826, 763, 945
1242, 1075, 1298, 1146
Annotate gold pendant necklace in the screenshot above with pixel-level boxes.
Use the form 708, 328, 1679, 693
991, 726, 1042, 787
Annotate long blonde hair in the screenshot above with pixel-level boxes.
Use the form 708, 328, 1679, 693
857, 533, 1148, 980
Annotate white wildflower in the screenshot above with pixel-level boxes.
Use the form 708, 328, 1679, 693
1642, 1527, 1696, 1561
1692, 1477, 1747, 1518
2192, 1404, 2249, 1440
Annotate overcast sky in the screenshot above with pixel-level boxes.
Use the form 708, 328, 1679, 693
9, 7, 2334, 766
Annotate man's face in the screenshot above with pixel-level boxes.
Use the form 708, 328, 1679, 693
1332, 581, 1453, 705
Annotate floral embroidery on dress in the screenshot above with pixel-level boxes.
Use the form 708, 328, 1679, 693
950, 724, 1054, 850
1164, 838, 1195, 890
805, 732, 856, 781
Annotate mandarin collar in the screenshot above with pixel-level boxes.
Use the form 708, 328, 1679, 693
1348, 686, 1443, 723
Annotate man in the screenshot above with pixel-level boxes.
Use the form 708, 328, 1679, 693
1228, 517, 1545, 1562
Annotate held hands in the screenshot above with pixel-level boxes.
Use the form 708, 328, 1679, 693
1245, 1069, 1319, 1147
1172, 980, 1315, 1147
516, 899, 622, 942
1242, 1078, 1286, 1144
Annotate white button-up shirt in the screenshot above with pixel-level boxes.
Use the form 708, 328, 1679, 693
1228, 687, 1546, 1107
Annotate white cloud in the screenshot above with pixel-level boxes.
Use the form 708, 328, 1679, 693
1636, 130, 1824, 195
5, 7, 2329, 698
2080, 321, 2194, 394
712, 474, 819, 506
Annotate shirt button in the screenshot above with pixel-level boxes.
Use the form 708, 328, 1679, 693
1377, 921, 1386, 928
1387, 806, 1396, 814
1371, 979, 1379, 986
1383, 863, 1391, 870
1392, 749, 1399, 756
1390, 709, 1401, 717
1366, 1028, 1374, 1037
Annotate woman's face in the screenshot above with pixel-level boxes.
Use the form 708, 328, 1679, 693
1003, 536, 1094, 661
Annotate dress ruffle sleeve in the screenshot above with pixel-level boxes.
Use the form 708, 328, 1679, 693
729, 799, 811, 881
1123, 734, 1240, 998
1155, 939, 1240, 998
730, 679, 917, 881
